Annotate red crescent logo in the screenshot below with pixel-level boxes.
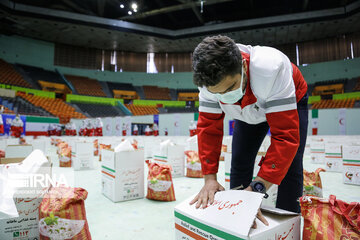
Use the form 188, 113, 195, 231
339, 118, 344, 125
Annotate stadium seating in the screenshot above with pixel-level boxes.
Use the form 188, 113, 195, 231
72, 102, 125, 117
107, 82, 136, 92
0, 59, 32, 88
113, 90, 139, 100
65, 75, 106, 97
177, 92, 199, 101
312, 83, 344, 96
17, 64, 65, 84
311, 99, 357, 109
143, 85, 171, 100
125, 104, 159, 116
354, 78, 360, 92
0, 96, 51, 116
17, 92, 86, 123
164, 107, 198, 113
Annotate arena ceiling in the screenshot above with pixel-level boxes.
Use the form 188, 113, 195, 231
1, 0, 360, 52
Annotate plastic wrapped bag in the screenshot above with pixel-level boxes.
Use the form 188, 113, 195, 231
93, 139, 99, 156
303, 168, 325, 197
300, 195, 360, 240
59, 146, 72, 168
146, 160, 175, 201
39, 186, 91, 240
185, 150, 203, 178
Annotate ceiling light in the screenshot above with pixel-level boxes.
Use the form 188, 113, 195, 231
120, 4, 124, 8
134, 9, 137, 12
131, 3, 137, 9
128, 11, 132, 15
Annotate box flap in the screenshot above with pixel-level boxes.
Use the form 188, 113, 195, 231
261, 205, 300, 216
174, 190, 264, 238
0, 158, 25, 165
5, 145, 33, 158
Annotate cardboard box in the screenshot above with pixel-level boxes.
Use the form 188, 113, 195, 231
5, 145, 33, 158
0, 158, 25, 164
0, 150, 52, 240
324, 143, 343, 172
32, 139, 47, 155
253, 152, 278, 208
225, 151, 264, 190
153, 145, 185, 178
6, 138, 19, 146
72, 142, 94, 170
224, 152, 231, 190
174, 190, 300, 240
101, 149, 144, 202
342, 145, 360, 185
185, 136, 198, 152
144, 137, 161, 159
222, 136, 232, 153
0, 139, 6, 150
224, 151, 277, 208
310, 142, 325, 164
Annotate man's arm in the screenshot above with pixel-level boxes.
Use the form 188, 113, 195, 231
190, 89, 225, 208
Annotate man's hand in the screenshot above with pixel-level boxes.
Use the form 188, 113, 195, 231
189, 174, 225, 209
244, 177, 271, 229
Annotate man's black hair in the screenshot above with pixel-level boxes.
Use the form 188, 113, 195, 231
192, 35, 243, 87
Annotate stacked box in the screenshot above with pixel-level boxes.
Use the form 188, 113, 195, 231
0, 150, 52, 239
72, 142, 94, 170
342, 145, 360, 185
324, 143, 343, 172
5, 145, 33, 158
224, 152, 231, 190
253, 152, 278, 208
153, 145, 185, 178
310, 141, 325, 164
32, 139, 47, 154
174, 190, 300, 240
101, 149, 144, 202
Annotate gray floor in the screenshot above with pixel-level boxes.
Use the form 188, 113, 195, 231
52, 143, 360, 240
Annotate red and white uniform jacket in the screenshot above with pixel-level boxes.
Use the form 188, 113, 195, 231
198, 44, 308, 185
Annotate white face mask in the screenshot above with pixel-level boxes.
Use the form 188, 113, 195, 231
208, 64, 246, 104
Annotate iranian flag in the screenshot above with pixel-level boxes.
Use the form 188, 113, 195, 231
25, 116, 59, 136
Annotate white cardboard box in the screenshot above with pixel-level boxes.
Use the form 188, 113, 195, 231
153, 145, 185, 178
224, 152, 231, 190
0, 150, 52, 240
324, 143, 343, 172
5, 145, 33, 158
32, 139, 47, 155
342, 145, 360, 185
224, 152, 277, 209
6, 138, 19, 146
101, 149, 144, 202
174, 190, 300, 240
310, 142, 325, 164
72, 142, 94, 170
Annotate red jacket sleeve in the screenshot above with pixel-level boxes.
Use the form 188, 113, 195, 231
197, 111, 225, 175
257, 109, 300, 185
